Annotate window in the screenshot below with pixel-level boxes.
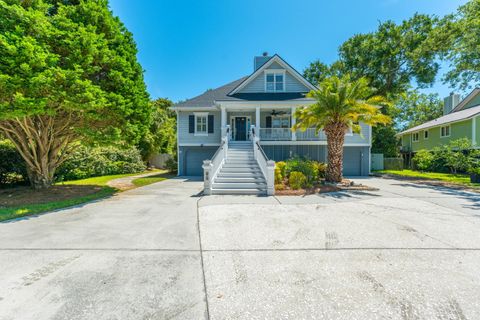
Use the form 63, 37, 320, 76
272, 115, 290, 128
265, 71, 285, 92
412, 132, 419, 142
195, 113, 208, 135
440, 125, 450, 137
424, 130, 429, 139
345, 127, 353, 136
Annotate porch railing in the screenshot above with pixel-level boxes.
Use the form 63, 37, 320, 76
258, 128, 326, 141
202, 136, 228, 195
252, 135, 275, 196
296, 128, 326, 141
259, 128, 292, 141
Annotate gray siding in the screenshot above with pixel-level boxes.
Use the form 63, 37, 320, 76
260, 145, 370, 176
177, 111, 221, 145
178, 146, 218, 176
262, 145, 327, 162
240, 67, 310, 93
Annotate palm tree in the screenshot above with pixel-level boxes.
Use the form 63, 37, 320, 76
293, 76, 391, 183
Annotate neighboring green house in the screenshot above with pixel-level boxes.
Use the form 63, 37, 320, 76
398, 88, 480, 164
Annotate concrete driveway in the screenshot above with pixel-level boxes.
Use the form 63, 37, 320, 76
0, 177, 479, 319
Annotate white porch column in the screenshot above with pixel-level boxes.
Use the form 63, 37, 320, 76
291, 106, 297, 141
221, 106, 227, 138
255, 106, 261, 138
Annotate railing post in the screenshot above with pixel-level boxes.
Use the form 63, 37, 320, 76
222, 136, 228, 159
253, 136, 259, 160
202, 160, 213, 195
266, 160, 275, 196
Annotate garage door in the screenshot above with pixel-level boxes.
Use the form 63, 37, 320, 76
184, 148, 217, 176
343, 147, 362, 176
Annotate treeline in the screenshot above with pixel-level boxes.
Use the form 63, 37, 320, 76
0, 1, 176, 189
303, 0, 480, 156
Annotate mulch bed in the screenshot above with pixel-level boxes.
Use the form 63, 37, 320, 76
0, 185, 106, 207
275, 179, 378, 196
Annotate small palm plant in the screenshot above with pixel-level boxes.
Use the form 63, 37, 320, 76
293, 76, 391, 183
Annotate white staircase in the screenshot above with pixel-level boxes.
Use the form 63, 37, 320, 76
211, 141, 267, 195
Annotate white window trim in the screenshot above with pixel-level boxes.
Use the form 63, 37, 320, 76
264, 70, 286, 93
424, 130, 429, 140
194, 112, 208, 136
412, 132, 419, 142
440, 125, 451, 138
270, 114, 291, 128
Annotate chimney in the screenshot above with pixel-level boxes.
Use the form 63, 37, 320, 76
443, 92, 461, 115
254, 52, 271, 71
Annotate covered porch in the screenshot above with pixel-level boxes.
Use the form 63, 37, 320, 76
219, 106, 326, 142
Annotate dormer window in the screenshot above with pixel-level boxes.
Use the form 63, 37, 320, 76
265, 71, 285, 92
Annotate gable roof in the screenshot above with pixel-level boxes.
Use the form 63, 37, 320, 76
399, 104, 480, 135
228, 54, 317, 95
452, 88, 480, 112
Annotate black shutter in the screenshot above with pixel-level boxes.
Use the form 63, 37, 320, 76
208, 115, 214, 133
188, 115, 195, 133
266, 116, 272, 128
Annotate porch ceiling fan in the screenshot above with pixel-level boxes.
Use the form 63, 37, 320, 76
270, 109, 287, 116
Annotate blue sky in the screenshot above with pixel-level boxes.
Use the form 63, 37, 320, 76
109, 0, 467, 102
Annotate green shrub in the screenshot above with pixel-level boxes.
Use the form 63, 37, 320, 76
289, 171, 307, 190
313, 161, 327, 179
285, 157, 318, 183
275, 183, 285, 191
165, 157, 178, 173
276, 161, 286, 178
0, 140, 28, 186
56, 146, 146, 181
469, 166, 480, 175
274, 167, 283, 184
412, 149, 434, 171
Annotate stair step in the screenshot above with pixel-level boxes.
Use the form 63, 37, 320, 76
217, 172, 264, 177
222, 165, 261, 170
225, 160, 257, 164
212, 182, 267, 189
211, 188, 266, 195
215, 177, 265, 183
220, 167, 263, 173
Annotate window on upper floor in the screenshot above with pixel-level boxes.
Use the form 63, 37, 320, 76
265, 71, 285, 92
424, 130, 429, 139
412, 132, 419, 142
195, 113, 208, 135
440, 125, 450, 138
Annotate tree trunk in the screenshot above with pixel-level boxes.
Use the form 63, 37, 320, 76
27, 168, 55, 190
0, 115, 75, 190
324, 122, 347, 183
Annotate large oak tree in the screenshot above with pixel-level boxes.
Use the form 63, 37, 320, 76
0, 0, 151, 189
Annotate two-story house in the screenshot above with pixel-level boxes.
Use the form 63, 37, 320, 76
398, 89, 480, 164
172, 54, 372, 195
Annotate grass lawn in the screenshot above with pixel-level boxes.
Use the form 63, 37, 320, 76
0, 170, 164, 222
132, 171, 172, 187
377, 170, 480, 189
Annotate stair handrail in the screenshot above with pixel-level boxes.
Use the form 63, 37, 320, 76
202, 136, 228, 195
252, 136, 275, 196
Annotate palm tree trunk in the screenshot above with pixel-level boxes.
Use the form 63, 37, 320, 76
324, 122, 347, 183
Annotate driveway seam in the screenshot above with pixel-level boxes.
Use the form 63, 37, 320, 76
1, 247, 479, 252
196, 196, 211, 320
